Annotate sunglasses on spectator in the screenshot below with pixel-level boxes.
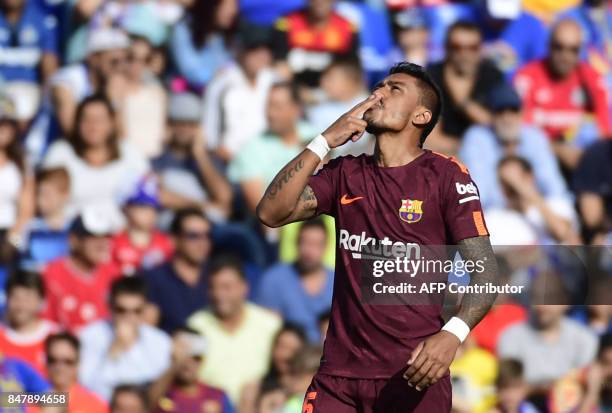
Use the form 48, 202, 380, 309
113, 305, 144, 315
109, 57, 127, 67
180, 231, 210, 241
127, 54, 151, 65
551, 42, 580, 54
448, 42, 480, 52
47, 356, 78, 366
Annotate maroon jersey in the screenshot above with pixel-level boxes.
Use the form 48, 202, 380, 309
308, 150, 489, 379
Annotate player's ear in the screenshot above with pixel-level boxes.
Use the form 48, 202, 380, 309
412, 108, 432, 128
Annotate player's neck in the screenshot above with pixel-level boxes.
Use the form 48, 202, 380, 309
374, 133, 424, 168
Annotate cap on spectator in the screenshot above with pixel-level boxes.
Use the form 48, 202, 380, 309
70, 206, 116, 237
4, 82, 41, 121
488, 83, 522, 112
486, 0, 521, 20
185, 333, 208, 357
122, 4, 168, 46
124, 174, 160, 208
395, 8, 428, 30
168, 93, 202, 123
87, 28, 130, 55
234, 22, 272, 50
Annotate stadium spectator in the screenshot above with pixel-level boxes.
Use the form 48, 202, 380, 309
256, 218, 333, 342
390, 7, 430, 67
0, 100, 34, 263
43, 94, 149, 226
281, 345, 322, 412
0, 0, 58, 84
187, 256, 282, 403
582, 334, 612, 412
45, 332, 108, 413
152, 93, 232, 222
459, 83, 569, 210
79, 276, 171, 400
514, 19, 610, 170
228, 82, 317, 214
144, 209, 211, 334
490, 156, 579, 244
498, 276, 597, 387
122, 35, 167, 159
239, 323, 307, 413
257, 385, 288, 413
571, 305, 612, 335
42, 207, 121, 331
0, 354, 49, 394
170, 0, 237, 91
573, 139, 612, 244
0, 270, 56, 375
306, 58, 373, 158
271, 0, 359, 90
204, 23, 277, 162
50, 28, 130, 135
491, 358, 539, 413
111, 174, 173, 276
149, 328, 234, 413
428, 20, 505, 154
449, 336, 497, 413
110, 384, 150, 413
20, 167, 71, 270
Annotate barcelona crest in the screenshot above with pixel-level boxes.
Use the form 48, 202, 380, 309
399, 199, 423, 223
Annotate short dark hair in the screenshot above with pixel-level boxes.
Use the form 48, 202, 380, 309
270, 81, 301, 106
388, 62, 442, 145
170, 208, 208, 236
496, 358, 524, 388
110, 384, 149, 411
323, 57, 364, 84
36, 167, 70, 193
299, 218, 327, 238
109, 276, 148, 305
208, 254, 246, 281
497, 155, 533, 174
445, 20, 482, 47
6, 270, 45, 298
45, 332, 80, 356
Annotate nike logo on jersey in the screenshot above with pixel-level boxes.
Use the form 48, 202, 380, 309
340, 194, 364, 205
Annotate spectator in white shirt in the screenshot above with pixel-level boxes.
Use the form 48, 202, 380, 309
79, 276, 171, 401
203, 23, 278, 162
43, 94, 149, 227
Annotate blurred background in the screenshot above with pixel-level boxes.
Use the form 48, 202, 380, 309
0, 0, 610, 412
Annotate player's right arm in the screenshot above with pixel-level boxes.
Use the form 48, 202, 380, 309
256, 94, 380, 228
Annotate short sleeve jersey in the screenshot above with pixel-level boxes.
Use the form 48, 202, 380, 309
307, 150, 489, 378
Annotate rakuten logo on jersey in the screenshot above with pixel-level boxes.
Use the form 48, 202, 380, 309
338, 229, 420, 259
456, 182, 480, 204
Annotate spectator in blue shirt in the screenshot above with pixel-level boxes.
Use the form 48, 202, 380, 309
143, 208, 211, 334
256, 218, 333, 343
0, 355, 50, 411
239, 0, 304, 26
170, 0, 236, 91
459, 83, 569, 210
0, 0, 58, 84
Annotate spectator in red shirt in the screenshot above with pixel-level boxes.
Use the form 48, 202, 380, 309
42, 206, 121, 332
272, 0, 359, 92
44, 332, 107, 413
111, 174, 173, 276
0, 270, 57, 376
150, 328, 234, 413
514, 18, 610, 170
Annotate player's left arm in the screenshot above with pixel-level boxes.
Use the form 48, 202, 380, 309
403, 235, 498, 391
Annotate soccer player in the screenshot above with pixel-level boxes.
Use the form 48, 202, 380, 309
256, 62, 498, 412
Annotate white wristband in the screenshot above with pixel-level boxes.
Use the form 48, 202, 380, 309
306, 134, 331, 161
441, 317, 470, 343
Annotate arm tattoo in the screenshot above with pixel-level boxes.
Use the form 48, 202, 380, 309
265, 160, 304, 200
296, 185, 317, 215
456, 236, 498, 329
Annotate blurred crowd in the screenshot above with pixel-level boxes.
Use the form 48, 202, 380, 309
0, 0, 610, 412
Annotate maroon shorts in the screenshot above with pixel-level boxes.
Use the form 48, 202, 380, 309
301, 372, 451, 413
